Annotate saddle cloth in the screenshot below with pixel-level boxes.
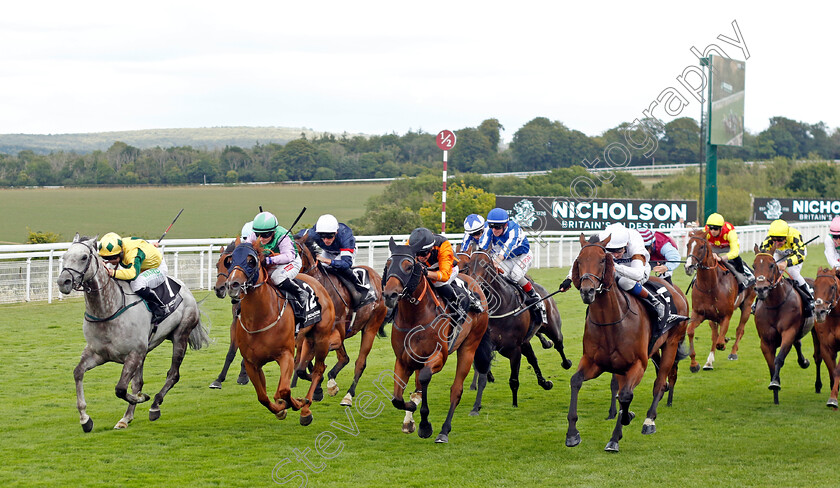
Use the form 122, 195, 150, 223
150, 277, 184, 322
286, 279, 322, 329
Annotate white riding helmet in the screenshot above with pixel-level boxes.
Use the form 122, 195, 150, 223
240, 221, 253, 239
463, 214, 486, 233
599, 223, 630, 250
315, 214, 339, 234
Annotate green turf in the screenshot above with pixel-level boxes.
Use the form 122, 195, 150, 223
2, 253, 839, 487
0, 183, 386, 244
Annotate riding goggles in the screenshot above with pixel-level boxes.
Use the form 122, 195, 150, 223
469, 230, 484, 238
831, 234, 840, 240
771, 237, 786, 242
707, 225, 721, 231
416, 250, 431, 257
317, 232, 336, 240
255, 231, 275, 239
489, 223, 505, 230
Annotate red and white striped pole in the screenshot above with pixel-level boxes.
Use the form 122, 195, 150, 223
436, 130, 456, 234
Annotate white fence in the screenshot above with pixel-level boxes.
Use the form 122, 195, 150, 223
0, 222, 829, 305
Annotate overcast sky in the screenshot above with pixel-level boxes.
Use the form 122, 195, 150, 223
2, 1, 836, 141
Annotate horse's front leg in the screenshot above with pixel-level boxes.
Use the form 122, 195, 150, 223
116, 361, 144, 429
606, 374, 618, 420
730, 299, 753, 360
300, 334, 331, 426
436, 342, 477, 443
210, 338, 239, 389
522, 340, 553, 391
74, 348, 107, 433
390, 360, 419, 434
607, 361, 645, 452
705, 321, 721, 370
326, 343, 350, 398
687, 313, 702, 373
794, 338, 811, 369
342, 324, 379, 407
417, 366, 435, 439
244, 359, 285, 419
115, 350, 150, 405
769, 327, 799, 404
566, 356, 602, 448
149, 324, 194, 421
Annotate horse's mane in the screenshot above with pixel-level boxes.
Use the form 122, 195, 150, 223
299, 234, 319, 259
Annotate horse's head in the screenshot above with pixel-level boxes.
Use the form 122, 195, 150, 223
214, 241, 236, 299
382, 237, 423, 309
572, 233, 614, 304
684, 230, 713, 276
813, 267, 839, 322
296, 234, 319, 274
57, 233, 101, 294
226, 242, 262, 299
752, 246, 782, 301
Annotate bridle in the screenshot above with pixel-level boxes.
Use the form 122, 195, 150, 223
686, 236, 716, 271
814, 272, 839, 314
385, 252, 425, 305
229, 245, 265, 296
577, 243, 612, 295
62, 242, 106, 293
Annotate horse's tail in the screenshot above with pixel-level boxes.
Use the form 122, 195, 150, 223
188, 294, 213, 350
473, 330, 494, 375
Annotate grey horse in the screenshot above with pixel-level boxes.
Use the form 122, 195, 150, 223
57, 234, 210, 432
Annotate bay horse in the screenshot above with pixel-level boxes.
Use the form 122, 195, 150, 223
751, 245, 814, 405
57, 234, 210, 432
809, 267, 840, 407
293, 235, 388, 406
209, 241, 248, 388
684, 229, 756, 371
383, 238, 492, 443
566, 234, 688, 452
226, 241, 336, 424
456, 248, 573, 414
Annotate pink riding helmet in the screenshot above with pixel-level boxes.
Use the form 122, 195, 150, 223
638, 228, 655, 246
831, 216, 840, 234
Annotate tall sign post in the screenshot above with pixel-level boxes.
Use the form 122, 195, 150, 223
436, 130, 456, 233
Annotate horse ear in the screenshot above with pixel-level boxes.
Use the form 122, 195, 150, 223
604, 252, 615, 279
579, 233, 586, 246
73, 232, 80, 243
389, 237, 397, 252
601, 234, 612, 247
571, 260, 581, 289
753, 243, 760, 254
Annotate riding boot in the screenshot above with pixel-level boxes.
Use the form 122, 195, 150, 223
135, 287, 167, 325
334, 267, 374, 309
279, 278, 310, 332
797, 282, 815, 318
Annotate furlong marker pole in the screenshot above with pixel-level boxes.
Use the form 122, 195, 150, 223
442, 150, 447, 233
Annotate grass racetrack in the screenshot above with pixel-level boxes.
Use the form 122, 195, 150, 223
3, 249, 840, 487
0, 183, 386, 244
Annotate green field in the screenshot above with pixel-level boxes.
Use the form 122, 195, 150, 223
0, 183, 387, 244
2, 255, 839, 487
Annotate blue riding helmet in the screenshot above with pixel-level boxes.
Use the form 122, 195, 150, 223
486, 208, 509, 224
464, 214, 485, 233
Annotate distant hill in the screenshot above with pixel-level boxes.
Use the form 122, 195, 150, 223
0, 126, 365, 154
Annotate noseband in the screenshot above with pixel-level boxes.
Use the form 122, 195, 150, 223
385, 252, 425, 305
578, 243, 611, 294
686, 237, 715, 270
62, 242, 104, 293
229, 245, 264, 295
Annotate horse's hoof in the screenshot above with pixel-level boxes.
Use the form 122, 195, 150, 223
690, 364, 700, 373
402, 421, 415, 434
541, 340, 554, 349
604, 440, 620, 452
565, 433, 581, 447
728, 354, 738, 361
469, 409, 480, 416
799, 359, 810, 369
827, 398, 839, 408
81, 418, 94, 433
114, 420, 129, 430
418, 422, 433, 439
768, 380, 781, 391
236, 374, 249, 385
149, 408, 161, 421
716, 343, 726, 351
641, 419, 656, 435
209, 380, 223, 389
340, 393, 353, 407
541, 380, 554, 391
300, 414, 313, 426
606, 412, 616, 420
702, 364, 713, 371
435, 433, 449, 443
562, 359, 573, 370
327, 379, 339, 397
313, 388, 324, 402
469, 383, 476, 391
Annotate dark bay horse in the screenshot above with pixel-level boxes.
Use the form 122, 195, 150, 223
383, 238, 492, 443
751, 246, 814, 405
566, 234, 688, 452
226, 241, 336, 424
57, 234, 210, 432
292, 236, 388, 406
811, 267, 840, 407
209, 242, 248, 388
684, 230, 756, 371
457, 249, 572, 414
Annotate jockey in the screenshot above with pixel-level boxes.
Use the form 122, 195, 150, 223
479, 208, 541, 308
240, 221, 253, 240
637, 227, 681, 284
297, 214, 374, 309
460, 214, 486, 252
824, 216, 840, 271
759, 219, 814, 314
245, 211, 309, 328
406, 227, 469, 318
98, 232, 169, 324
703, 213, 755, 288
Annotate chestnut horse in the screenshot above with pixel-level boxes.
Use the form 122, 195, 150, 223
751, 246, 814, 405
457, 249, 573, 414
684, 230, 756, 371
566, 234, 688, 452
226, 241, 336, 424
293, 235, 387, 406
811, 267, 840, 407
209, 241, 248, 388
383, 238, 492, 443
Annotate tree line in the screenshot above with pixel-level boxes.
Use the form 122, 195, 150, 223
0, 116, 838, 188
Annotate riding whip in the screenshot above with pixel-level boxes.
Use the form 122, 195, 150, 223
773, 235, 819, 263
277, 207, 308, 245
157, 208, 184, 244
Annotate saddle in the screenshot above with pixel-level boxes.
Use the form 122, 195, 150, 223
330, 267, 374, 310
150, 277, 184, 323
283, 279, 322, 330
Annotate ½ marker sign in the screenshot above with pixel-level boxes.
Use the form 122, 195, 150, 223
436, 130, 456, 151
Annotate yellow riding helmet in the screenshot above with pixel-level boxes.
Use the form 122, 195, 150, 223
98, 232, 124, 257
768, 219, 789, 238
705, 213, 725, 227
